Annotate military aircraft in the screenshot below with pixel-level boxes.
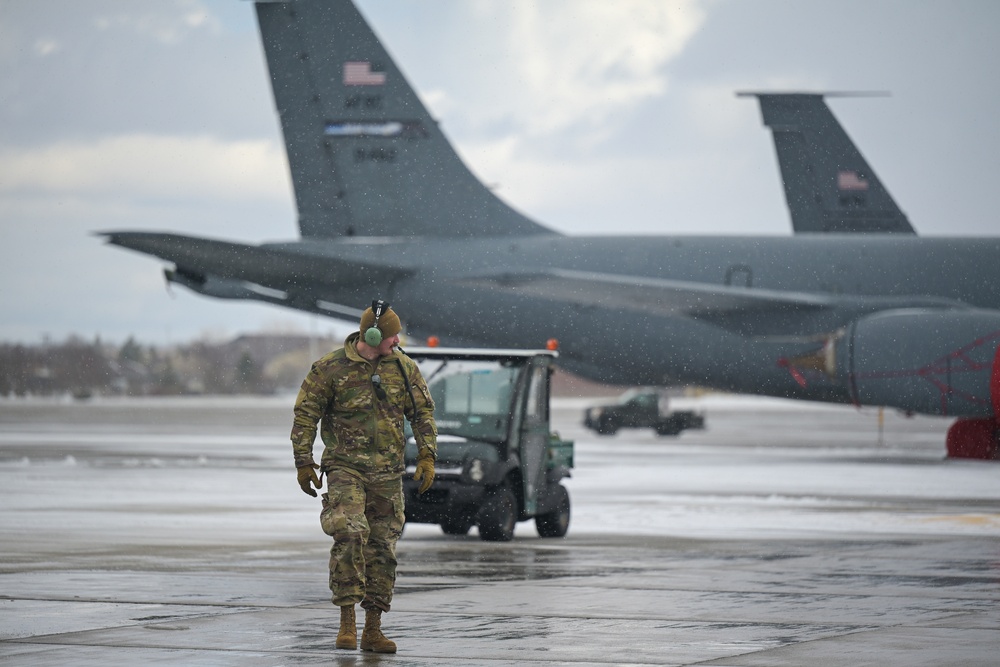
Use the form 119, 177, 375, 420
102, 0, 1000, 459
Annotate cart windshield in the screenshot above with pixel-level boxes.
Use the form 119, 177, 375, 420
415, 357, 523, 443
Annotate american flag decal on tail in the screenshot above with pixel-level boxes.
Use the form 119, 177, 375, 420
343, 61, 386, 86
837, 170, 869, 191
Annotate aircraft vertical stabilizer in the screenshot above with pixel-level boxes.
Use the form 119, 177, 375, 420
255, 0, 552, 239
741, 93, 915, 234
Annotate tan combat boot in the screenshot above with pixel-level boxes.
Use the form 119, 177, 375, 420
360, 608, 397, 653
336, 605, 357, 650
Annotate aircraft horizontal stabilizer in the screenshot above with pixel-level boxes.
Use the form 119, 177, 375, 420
99, 231, 412, 293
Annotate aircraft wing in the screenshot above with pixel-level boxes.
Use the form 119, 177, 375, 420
458, 268, 831, 318
459, 268, 974, 338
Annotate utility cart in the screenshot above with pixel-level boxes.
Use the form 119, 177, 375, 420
403, 347, 573, 541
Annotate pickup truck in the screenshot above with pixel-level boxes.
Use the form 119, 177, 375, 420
584, 388, 705, 436
402, 347, 573, 541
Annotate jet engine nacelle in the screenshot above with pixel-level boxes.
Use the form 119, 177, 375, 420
837, 309, 1000, 418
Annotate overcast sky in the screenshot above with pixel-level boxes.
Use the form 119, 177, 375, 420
1, 0, 997, 346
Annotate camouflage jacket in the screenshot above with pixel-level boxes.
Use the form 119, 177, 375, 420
291, 332, 437, 475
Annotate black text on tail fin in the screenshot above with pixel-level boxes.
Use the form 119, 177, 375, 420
255, 0, 551, 239
740, 92, 915, 235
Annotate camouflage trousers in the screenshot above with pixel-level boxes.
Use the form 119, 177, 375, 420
320, 466, 405, 611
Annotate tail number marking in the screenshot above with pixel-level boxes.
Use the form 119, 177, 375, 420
354, 148, 397, 164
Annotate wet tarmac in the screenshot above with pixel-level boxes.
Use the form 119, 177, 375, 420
2, 395, 999, 666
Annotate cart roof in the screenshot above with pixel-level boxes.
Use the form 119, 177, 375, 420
402, 347, 558, 362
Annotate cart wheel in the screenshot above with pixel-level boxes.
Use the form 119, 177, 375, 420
478, 487, 516, 541
535, 484, 570, 538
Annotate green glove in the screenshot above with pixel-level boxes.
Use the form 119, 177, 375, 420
297, 462, 321, 497
413, 455, 435, 494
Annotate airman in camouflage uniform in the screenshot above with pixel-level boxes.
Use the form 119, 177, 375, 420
291, 302, 436, 654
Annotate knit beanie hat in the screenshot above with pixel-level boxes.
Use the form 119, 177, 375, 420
359, 305, 402, 339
